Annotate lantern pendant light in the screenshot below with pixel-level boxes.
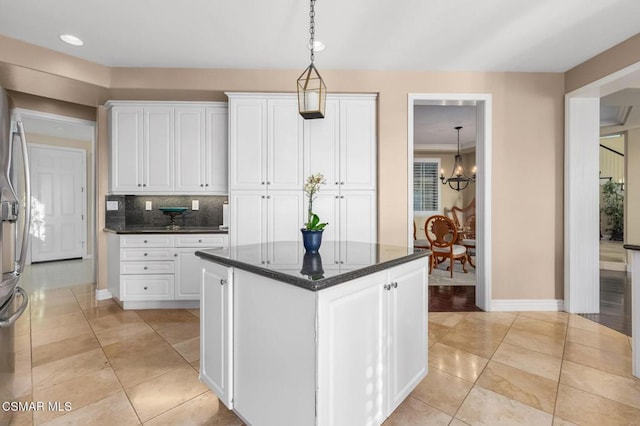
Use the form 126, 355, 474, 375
297, 0, 326, 119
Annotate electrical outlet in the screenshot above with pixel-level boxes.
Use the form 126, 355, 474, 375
145, 201, 152, 210
106, 201, 119, 211
192, 200, 199, 210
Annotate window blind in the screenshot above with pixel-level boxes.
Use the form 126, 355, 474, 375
413, 161, 439, 212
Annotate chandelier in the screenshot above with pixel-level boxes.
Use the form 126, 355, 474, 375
440, 126, 476, 191
297, 0, 326, 119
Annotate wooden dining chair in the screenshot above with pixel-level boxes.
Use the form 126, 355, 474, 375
425, 215, 468, 278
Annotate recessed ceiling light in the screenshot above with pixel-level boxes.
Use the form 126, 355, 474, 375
308, 40, 325, 52
59, 34, 84, 46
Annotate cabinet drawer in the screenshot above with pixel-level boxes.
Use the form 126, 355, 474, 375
120, 261, 175, 275
120, 235, 174, 248
175, 234, 228, 248
122, 275, 175, 300
120, 248, 175, 261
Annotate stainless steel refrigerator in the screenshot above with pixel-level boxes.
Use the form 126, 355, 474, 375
0, 87, 31, 332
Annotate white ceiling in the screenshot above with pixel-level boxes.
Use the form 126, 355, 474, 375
414, 105, 476, 150
1, 0, 640, 72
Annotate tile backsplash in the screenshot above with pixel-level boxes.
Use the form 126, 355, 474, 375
106, 195, 227, 228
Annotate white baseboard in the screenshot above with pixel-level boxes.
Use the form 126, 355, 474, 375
95, 289, 113, 301
491, 299, 564, 312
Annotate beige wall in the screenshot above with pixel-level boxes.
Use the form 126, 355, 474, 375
0, 36, 566, 299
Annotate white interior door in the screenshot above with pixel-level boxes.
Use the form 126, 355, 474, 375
30, 145, 86, 262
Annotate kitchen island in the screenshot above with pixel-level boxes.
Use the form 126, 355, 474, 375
196, 241, 430, 426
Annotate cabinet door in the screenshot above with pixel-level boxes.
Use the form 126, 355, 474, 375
317, 271, 387, 426
175, 107, 206, 192
144, 106, 174, 191
266, 191, 303, 267
111, 106, 143, 192
305, 99, 340, 191
229, 99, 267, 189
206, 106, 229, 193
339, 191, 377, 265
267, 98, 304, 190
386, 260, 428, 415
229, 192, 266, 263
339, 99, 376, 190
175, 249, 202, 299
200, 261, 233, 409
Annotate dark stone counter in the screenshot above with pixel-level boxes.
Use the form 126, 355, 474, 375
196, 241, 430, 292
104, 225, 228, 234
623, 244, 640, 251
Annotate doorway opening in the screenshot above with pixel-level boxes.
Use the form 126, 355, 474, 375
408, 94, 492, 311
14, 109, 96, 276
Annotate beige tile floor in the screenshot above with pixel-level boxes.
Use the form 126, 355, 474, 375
2, 267, 639, 425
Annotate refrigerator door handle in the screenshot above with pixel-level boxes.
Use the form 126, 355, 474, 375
14, 121, 31, 274
0, 287, 28, 327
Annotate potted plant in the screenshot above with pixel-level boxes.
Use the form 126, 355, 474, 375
302, 173, 328, 252
601, 180, 624, 241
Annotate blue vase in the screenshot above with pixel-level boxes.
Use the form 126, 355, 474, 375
301, 229, 323, 253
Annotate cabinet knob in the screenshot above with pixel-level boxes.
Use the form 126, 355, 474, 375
384, 284, 390, 291
174, 253, 178, 257
335, 196, 339, 199
393, 282, 398, 288
340, 181, 345, 185
143, 266, 148, 270
205, 183, 209, 187
198, 239, 202, 243
340, 196, 344, 199
220, 279, 227, 286
262, 195, 265, 199
143, 184, 147, 187
335, 181, 339, 185
267, 195, 271, 199
267, 181, 271, 185
144, 286, 148, 290
200, 184, 204, 187
144, 253, 148, 256
261, 181, 265, 185
138, 184, 142, 187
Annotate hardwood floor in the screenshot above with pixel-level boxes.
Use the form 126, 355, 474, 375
429, 286, 482, 312
579, 269, 632, 337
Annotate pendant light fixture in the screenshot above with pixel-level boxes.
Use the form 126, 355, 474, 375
440, 126, 477, 191
297, 0, 326, 119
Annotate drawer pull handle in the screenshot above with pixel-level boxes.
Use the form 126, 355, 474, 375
220, 279, 227, 286
144, 286, 148, 290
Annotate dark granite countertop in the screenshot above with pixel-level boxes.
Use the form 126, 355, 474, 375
196, 241, 431, 292
104, 225, 228, 234
623, 244, 640, 251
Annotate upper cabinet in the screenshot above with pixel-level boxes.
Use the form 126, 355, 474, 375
108, 101, 228, 195
228, 95, 303, 191
305, 96, 377, 191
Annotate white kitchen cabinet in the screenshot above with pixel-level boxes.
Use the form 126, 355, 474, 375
110, 106, 174, 192
305, 96, 377, 191
230, 190, 303, 266
107, 233, 229, 309
200, 261, 233, 409
310, 191, 377, 266
228, 95, 303, 191
108, 101, 228, 194
317, 259, 428, 425
174, 105, 228, 193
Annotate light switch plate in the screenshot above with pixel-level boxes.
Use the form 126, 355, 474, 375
192, 200, 199, 210
145, 201, 152, 210
106, 201, 118, 211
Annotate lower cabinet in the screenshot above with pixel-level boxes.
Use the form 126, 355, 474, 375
199, 257, 428, 426
107, 233, 228, 309
200, 261, 233, 408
